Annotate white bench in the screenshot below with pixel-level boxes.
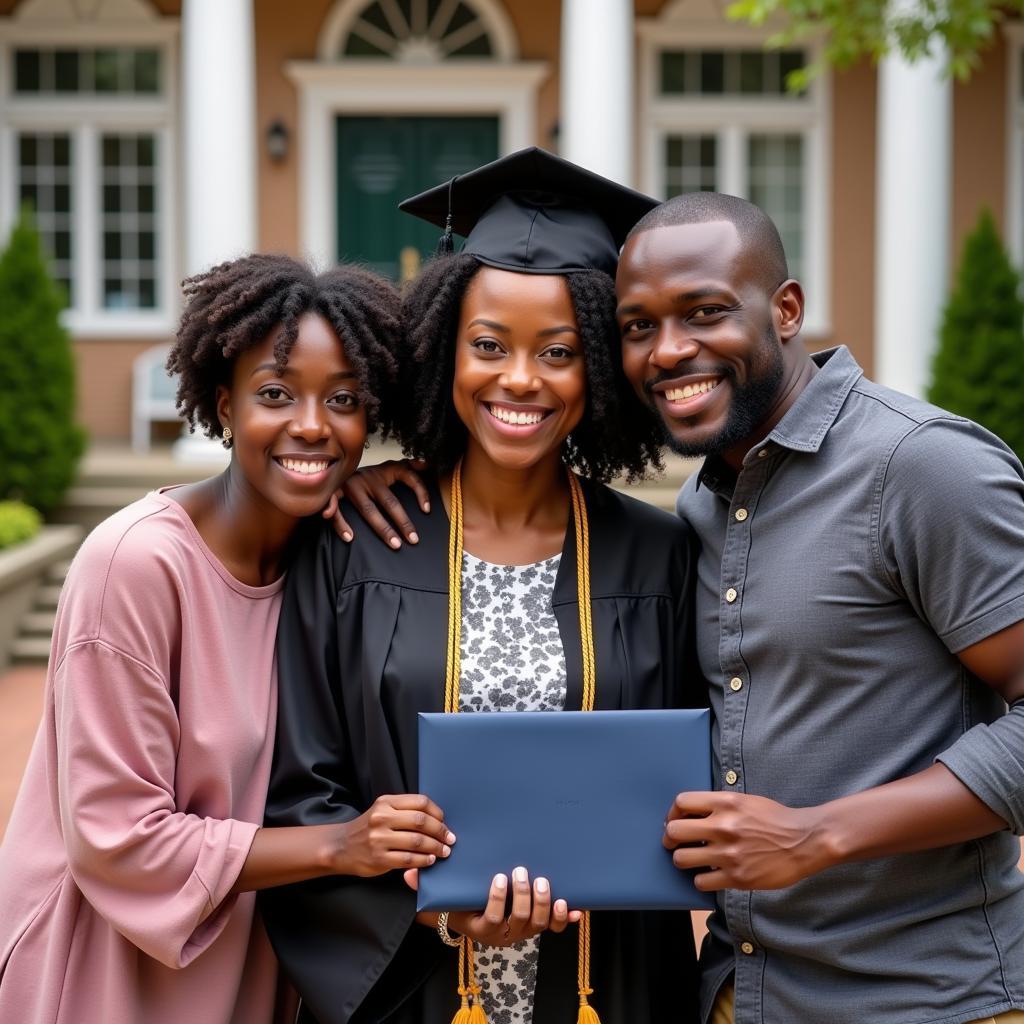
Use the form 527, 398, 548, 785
131, 343, 181, 452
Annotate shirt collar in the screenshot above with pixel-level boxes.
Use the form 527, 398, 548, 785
695, 346, 863, 491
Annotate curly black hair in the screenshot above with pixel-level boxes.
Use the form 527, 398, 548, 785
167, 254, 401, 439
398, 253, 664, 483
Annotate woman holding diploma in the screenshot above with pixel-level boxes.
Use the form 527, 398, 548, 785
262, 150, 702, 1024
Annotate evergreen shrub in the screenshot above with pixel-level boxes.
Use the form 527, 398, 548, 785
0, 207, 85, 514
0, 501, 42, 550
928, 210, 1024, 460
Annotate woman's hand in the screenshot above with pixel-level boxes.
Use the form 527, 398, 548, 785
330, 794, 455, 878
409, 866, 581, 947
322, 459, 431, 547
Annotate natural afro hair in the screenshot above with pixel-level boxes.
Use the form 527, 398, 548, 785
627, 192, 790, 294
167, 254, 401, 439
398, 253, 664, 483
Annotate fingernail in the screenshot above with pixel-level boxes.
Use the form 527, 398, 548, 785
536, 877, 549, 894
409, 532, 419, 543
342, 532, 353, 542
446, 831, 457, 845
513, 866, 527, 884
428, 854, 436, 864
442, 845, 451, 857
423, 502, 431, 512
389, 537, 401, 549
495, 874, 507, 889
555, 899, 566, 914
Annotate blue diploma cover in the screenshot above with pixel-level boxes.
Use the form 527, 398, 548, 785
417, 708, 715, 912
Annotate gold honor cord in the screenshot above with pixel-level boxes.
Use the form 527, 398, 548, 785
444, 462, 602, 1024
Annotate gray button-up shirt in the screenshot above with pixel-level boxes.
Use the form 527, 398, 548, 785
679, 346, 1024, 1024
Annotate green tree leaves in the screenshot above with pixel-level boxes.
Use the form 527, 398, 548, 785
927, 210, 1024, 460
0, 207, 85, 514
726, 0, 1018, 87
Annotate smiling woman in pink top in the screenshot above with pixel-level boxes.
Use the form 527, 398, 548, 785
0, 254, 454, 1024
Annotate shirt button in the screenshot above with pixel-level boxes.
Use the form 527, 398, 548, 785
734, 508, 748, 522
740, 941, 755, 955
725, 587, 738, 603
729, 677, 743, 691
757, 448, 768, 458
725, 770, 739, 785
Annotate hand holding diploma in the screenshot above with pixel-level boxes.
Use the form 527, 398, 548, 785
663, 790, 828, 891
332, 793, 455, 877
407, 865, 582, 948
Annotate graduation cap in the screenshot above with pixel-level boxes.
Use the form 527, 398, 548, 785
398, 147, 659, 277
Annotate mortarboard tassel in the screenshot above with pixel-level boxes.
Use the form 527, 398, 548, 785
436, 175, 458, 256
436, 212, 455, 255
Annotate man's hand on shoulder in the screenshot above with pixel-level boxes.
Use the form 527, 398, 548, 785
322, 458, 431, 547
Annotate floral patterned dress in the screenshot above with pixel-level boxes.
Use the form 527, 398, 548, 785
458, 551, 567, 1024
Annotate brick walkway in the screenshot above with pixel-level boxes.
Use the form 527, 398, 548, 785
0, 664, 45, 840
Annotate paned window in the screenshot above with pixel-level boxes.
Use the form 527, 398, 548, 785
664, 134, 718, 196
101, 134, 159, 310
14, 47, 161, 95
640, 32, 828, 327
660, 48, 804, 96
17, 133, 74, 301
3, 32, 174, 332
747, 134, 804, 276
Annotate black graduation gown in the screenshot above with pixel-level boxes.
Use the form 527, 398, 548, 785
261, 477, 703, 1024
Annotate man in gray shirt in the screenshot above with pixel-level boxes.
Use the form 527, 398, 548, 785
615, 193, 1024, 1024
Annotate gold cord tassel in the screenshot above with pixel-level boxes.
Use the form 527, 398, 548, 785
445, 464, 599, 1024
575, 910, 602, 1024
452, 936, 489, 1024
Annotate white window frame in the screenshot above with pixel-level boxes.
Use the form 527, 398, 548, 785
1006, 24, 1024, 269
0, 17, 180, 339
637, 13, 832, 337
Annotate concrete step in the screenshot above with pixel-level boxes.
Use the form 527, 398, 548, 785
47, 560, 73, 583
35, 585, 65, 609
10, 635, 52, 664
21, 610, 56, 636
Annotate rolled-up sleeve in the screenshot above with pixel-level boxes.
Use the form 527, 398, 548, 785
54, 639, 258, 968
878, 417, 1024, 833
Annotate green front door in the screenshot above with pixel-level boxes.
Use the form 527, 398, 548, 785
336, 116, 500, 280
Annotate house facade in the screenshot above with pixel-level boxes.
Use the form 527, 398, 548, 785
0, 0, 1018, 443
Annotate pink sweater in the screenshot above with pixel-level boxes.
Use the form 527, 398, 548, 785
0, 491, 295, 1024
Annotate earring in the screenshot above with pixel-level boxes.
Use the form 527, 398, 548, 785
222, 426, 233, 448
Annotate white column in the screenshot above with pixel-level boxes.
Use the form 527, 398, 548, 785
560, 0, 634, 185
176, 0, 254, 462
181, 0, 256, 274
874, 48, 951, 398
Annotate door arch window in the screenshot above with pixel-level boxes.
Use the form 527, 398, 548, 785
322, 0, 518, 62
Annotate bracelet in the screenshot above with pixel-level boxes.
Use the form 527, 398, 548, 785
436, 912, 462, 947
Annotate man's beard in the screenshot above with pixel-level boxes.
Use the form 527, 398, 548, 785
653, 326, 784, 459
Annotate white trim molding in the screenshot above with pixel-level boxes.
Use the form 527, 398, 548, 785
636, 6, 832, 337
286, 60, 549, 269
